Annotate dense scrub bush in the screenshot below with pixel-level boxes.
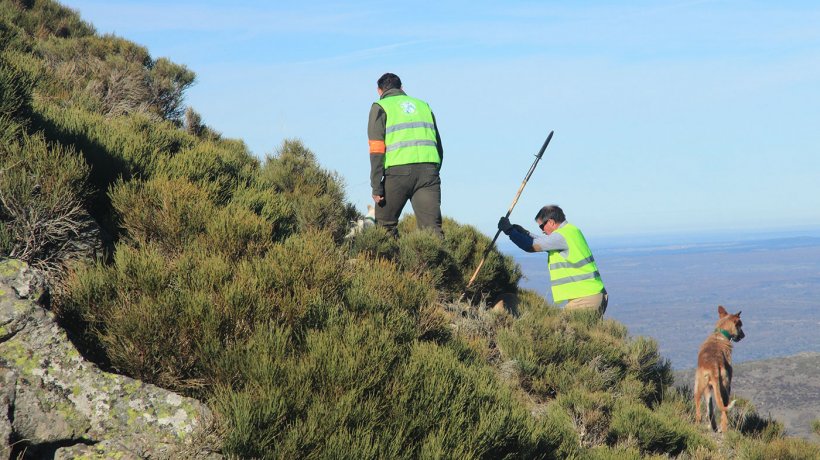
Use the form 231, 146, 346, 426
257, 139, 356, 241
35, 103, 195, 233
59, 230, 348, 390
110, 177, 213, 254
397, 228, 462, 295
0, 133, 94, 275
148, 57, 195, 121
0, 52, 33, 126
397, 215, 521, 303
346, 223, 398, 260
608, 400, 698, 455
160, 140, 258, 204
28, 23, 193, 120
216, 333, 574, 460
737, 438, 820, 460
1, 0, 94, 40
38, 104, 194, 179
498, 298, 672, 403
229, 182, 297, 241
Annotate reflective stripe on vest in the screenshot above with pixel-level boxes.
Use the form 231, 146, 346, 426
548, 223, 605, 302
376, 95, 440, 168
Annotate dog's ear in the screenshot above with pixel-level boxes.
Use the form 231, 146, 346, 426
718, 305, 728, 317
736, 311, 742, 317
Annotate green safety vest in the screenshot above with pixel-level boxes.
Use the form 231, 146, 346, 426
548, 223, 605, 302
376, 95, 440, 168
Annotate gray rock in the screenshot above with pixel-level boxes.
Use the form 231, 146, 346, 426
0, 368, 14, 460
0, 258, 221, 458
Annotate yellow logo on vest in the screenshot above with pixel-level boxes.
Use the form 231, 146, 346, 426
400, 101, 416, 114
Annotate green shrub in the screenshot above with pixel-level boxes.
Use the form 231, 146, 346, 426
0, 133, 91, 274
729, 398, 785, 441
148, 57, 195, 121
608, 399, 706, 456
737, 436, 820, 460
0, 52, 32, 126
257, 139, 356, 241
110, 177, 214, 254
344, 257, 435, 316
161, 140, 258, 203
346, 224, 398, 260
21, 0, 95, 38
442, 217, 521, 302
399, 215, 522, 304
555, 389, 614, 448
201, 204, 276, 260
386, 341, 564, 459
813, 418, 820, 436
397, 228, 462, 296
586, 444, 643, 460
239, 230, 347, 332
214, 314, 413, 459
229, 183, 297, 241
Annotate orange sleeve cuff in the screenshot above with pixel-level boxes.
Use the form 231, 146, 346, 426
369, 140, 385, 154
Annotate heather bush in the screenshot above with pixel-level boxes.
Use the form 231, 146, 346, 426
110, 177, 214, 254
229, 183, 297, 241
258, 139, 356, 241
148, 57, 195, 121
0, 133, 93, 275
608, 400, 693, 455
0, 52, 32, 126
344, 256, 435, 317
37, 104, 194, 179
554, 389, 614, 448
399, 215, 521, 303
4, 0, 94, 40
201, 204, 276, 260
737, 438, 820, 460
346, 223, 398, 260
160, 140, 258, 204
728, 397, 785, 440
397, 227, 462, 295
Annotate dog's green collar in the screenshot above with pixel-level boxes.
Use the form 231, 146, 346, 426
715, 328, 732, 341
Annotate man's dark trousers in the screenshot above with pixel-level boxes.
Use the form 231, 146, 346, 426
376, 163, 442, 237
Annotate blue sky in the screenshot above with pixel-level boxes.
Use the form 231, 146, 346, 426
61, 0, 820, 241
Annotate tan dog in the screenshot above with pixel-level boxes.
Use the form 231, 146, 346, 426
694, 305, 745, 432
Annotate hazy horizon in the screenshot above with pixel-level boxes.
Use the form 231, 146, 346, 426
503, 232, 820, 369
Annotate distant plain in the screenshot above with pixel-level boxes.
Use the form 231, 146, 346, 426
505, 233, 820, 370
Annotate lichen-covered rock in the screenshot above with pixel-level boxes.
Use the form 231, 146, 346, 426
54, 439, 144, 460
0, 259, 221, 458
0, 367, 14, 460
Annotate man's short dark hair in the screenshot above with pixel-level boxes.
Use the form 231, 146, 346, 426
535, 205, 566, 224
377, 73, 402, 91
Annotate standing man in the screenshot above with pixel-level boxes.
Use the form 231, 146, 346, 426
498, 205, 608, 315
368, 73, 443, 237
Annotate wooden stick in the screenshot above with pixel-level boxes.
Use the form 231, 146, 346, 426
460, 131, 554, 302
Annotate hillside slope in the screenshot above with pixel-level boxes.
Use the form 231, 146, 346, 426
2, 1, 819, 458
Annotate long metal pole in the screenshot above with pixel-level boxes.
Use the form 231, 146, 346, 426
461, 130, 554, 301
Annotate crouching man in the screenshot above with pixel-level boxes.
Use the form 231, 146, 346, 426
499, 205, 607, 315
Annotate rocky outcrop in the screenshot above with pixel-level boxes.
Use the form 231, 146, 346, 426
0, 259, 220, 459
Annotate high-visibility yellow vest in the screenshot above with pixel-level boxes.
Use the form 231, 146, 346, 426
375, 95, 440, 168
548, 223, 605, 302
